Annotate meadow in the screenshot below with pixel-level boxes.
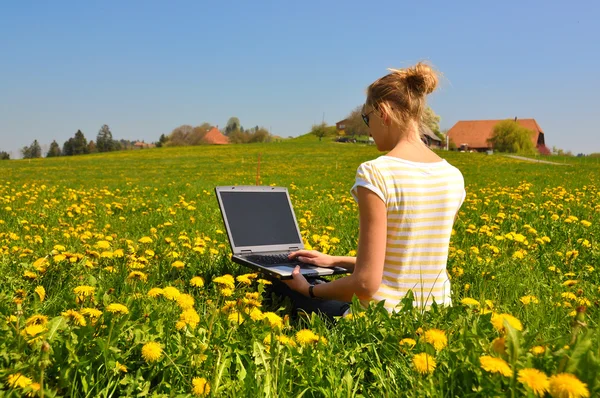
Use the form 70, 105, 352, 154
1, 139, 599, 397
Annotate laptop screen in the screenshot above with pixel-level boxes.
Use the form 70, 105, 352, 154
220, 191, 302, 248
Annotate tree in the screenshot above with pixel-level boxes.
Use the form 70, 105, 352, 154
225, 117, 241, 136
63, 138, 74, 156
96, 124, 115, 152
156, 134, 168, 147
73, 130, 89, 155
47, 140, 61, 157
488, 120, 537, 154
0, 151, 10, 160
422, 107, 441, 134
343, 106, 370, 136
311, 122, 329, 141
88, 140, 97, 153
21, 140, 42, 159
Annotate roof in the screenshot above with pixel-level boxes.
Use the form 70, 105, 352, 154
202, 127, 229, 145
420, 125, 442, 142
447, 119, 543, 149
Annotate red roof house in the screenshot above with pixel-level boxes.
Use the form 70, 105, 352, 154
202, 127, 229, 145
447, 118, 549, 154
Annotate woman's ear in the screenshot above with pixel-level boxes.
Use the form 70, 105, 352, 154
380, 108, 392, 126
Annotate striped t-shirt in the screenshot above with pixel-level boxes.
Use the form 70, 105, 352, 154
351, 155, 466, 311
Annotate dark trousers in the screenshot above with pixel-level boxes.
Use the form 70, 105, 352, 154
267, 278, 350, 322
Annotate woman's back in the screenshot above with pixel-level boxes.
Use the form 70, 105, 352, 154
352, 155, 465, 311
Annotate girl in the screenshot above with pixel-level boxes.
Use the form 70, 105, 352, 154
282, 62, 466, 317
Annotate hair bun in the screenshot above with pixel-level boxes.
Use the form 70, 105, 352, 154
388, 62, 438, 96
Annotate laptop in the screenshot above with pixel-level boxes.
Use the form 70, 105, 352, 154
215, 185, 348, 280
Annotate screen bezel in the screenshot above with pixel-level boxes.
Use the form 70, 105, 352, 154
215, 186, 305, 255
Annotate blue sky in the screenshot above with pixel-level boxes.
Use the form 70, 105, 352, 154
1, 1, 598, 157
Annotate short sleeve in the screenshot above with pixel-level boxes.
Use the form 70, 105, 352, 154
351, 162, 387, 204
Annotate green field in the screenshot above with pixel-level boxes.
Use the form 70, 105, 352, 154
1, 139, 599, 397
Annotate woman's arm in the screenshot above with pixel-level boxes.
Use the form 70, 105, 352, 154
284, 186, 387, 302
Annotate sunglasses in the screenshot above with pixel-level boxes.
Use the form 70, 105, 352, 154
361, 108, 377, 127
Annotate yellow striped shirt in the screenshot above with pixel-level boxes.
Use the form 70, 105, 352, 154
351, 155, 465, 311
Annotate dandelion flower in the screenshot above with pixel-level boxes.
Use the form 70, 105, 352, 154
400, 338, 417, 348
171, 260, 185, 269
491, 313, 523, 333
562, 280, 578, 287
461, 297, 480, 307
531, 346, 545, 355
115, 361, 127, 373
179, 308, 200, 329
213, 275, 235, 289
73, 285, 95, 300
23, 270, 37, 279
141, 342, 162, 363
219, 287, 233, 297
480, 355, 513, 377
62, 309, 87, 326
81, 308, 103, 319
422, 329, 448, 351
190, 276, 205, 288
162, 286, 181, 300
7, 373, 33, 388
147, 288, 164, 298
177, 294, 195, 310
295, 329, 319, 345
106, 303, 129, 315
34, 286, 45, 302
192, 377, 211, 396
413, 353, 436, 375
236, 273, 257, 285
22, 324, 46, 338
548, 373, 589, 398
25, 314, 48, 326
228, 311, 244, 324
263, 312, 283, 329
127, 271, 148, 282
520, 295, 539, 305
518, 368, 549, 397
138, 236, 153, 244
247, 307, 264, 321
257, 278, 272, 285
95, 240, 111, 249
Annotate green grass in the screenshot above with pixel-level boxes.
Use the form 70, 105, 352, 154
0, 140, 599, 397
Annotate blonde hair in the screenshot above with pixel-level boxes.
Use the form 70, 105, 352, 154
366, 62, 439, 138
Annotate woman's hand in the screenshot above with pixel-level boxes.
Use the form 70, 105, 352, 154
282, 266, 311, 297
288, 250, 336, 267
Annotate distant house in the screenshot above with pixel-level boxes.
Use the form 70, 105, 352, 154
133, 141, 156, 150
420, 125, 443, 149
336, 119, 347, 132
202, 127, 229, 145
447, 118, 550, 154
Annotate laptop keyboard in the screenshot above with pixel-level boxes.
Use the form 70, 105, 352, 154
245, 253, 302, 265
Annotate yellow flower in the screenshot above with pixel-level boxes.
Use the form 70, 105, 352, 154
73, 285, 95, 301
190, 276, 205, 288
548, 373, 589, 398
228, 311, 244, 324
236, 274, 254, 285
25, 314, 48, 326
479, 355, 513, 377
171, 260, 185, 269
115, 361, 128, 373
162, 286, 181, 300
177, 294, 195, 310
518, 368, 549, 397
23, 270, 37, 279
400, 338, 417, 348
520, 295, 539, 305
141, 342, 162, 363
22, 324, 46, 338
147, 288, 164, 298
192, 377, 211, 396
295, 329, 320, 345
62, 309, 87, 326
33, 257, 48, 272
127, 271, 148, 282
138, 236, 153, 244
179, 308, 200, 329
263, 312, 283, 329
106, 303, 129, 315
423, 329, 447, 351
81, 308, 103, 319
220, 287, 234, 297
460, 297, 480, 307
213, 274, 235, 289
491, 313, 523, 333
95, 240, 111, 249
563, 280, 578, 287
34, 286, 45, 302
531, 346, 545, 355
247, 307, 264, 321
7, 373, 33, 388
257, 278, 272, 285
412, 353, 436, 375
